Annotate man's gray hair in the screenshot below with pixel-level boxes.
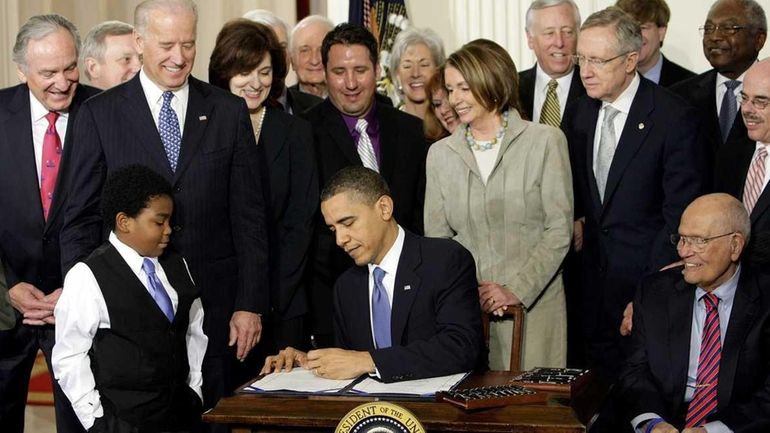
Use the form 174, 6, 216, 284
708, 0, 767, 34
388, 27, 446, 86
81, 21, 134, 70
243, 9, 290, 44
135, 0, 198, 36
581, 6, 642, 55
290, 15, 334, 53
525, 0, 581, 34
13, 14, 81, 69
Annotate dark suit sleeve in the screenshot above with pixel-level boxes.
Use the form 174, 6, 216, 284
616, 280, 670, 424
60, 103, 107, 273
277, 118, 318, 311
562, 99, 584, 221
649, 104, 703, 271
230, 102, 269, 313
368, 245, 482, 382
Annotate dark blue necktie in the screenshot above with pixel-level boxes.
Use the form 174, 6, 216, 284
142, 258, 175, 322
159, 91, 181, 172
719, 80, 740, 143
371, 267, 391, 349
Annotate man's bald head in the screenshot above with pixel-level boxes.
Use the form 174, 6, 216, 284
741, 58, 770, 143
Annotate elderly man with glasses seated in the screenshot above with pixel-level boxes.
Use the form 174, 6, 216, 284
608, 193, 770, 433
562, 6, 703, 383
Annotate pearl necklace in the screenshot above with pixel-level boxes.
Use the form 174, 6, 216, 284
464, 110, 509, 151
253, 107, 267, 143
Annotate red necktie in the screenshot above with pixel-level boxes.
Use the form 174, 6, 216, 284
685, 293, 721, 427
40, 111, 61, 220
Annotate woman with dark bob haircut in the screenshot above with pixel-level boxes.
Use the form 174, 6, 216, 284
424, 39, 573, 371
209, 19, 318, 366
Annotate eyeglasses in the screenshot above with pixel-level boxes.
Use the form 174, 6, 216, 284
699, 25, 747, 36
670, 232, 736, 252
738, 93, 770, 111
571, 52, 629, 68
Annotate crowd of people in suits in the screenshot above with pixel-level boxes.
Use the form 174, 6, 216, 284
1, 0, 770, 432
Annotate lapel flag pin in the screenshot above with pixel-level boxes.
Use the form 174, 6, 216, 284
638, 122, 644, 130
403, 285, 411, 291
199, 115, 207, 121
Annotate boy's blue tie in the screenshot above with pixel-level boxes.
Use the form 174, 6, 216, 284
371, 267, 391, 349
142, 258, 175, 322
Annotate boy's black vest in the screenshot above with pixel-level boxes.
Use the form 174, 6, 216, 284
84, 243, 200, 431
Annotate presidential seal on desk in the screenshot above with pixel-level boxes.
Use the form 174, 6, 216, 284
335, 402, 425, 433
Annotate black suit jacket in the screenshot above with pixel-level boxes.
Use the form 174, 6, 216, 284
518, 65, 585, 122
0, 83, 99, 297
286, 85, 323, 115
257, 107, 318, 320
618, 267, 770, 432
563, 76, 704, 374
61, 75, 268, 354
658, 55, 697, 88
671, 69, 750, 187
714, 134, 770, 236
300, 99, 428, 338
333, 231, 484, 382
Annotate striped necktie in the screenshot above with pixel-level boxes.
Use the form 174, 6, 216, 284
685, 293, 721, 427
539, 79, 561, 127
355, 118, 379, 172
742, 146, 768, 214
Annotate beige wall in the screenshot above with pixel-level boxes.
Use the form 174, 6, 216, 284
0, 0, 297, 88
1, 0, 769, 88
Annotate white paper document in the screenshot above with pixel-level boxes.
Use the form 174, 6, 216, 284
351, 372, 468, 396
245, 368, 351, 393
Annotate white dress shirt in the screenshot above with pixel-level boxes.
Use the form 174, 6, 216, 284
592, 73, 641, 177
532, 64, 574, 124
52, 232, 207, 429
139, 68, 189, 136
472, 141, 502, 184
715, 71, 746, 118
29, 92, 68, 186
367, 225, 405, 347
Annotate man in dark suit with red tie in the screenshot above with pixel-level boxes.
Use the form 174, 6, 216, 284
60, 0, 268, 419
0, 14, 98, 433
615, 193, 770, 433
299, 23, 427, 349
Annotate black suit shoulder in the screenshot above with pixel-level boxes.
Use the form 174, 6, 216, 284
659, 56, 697, 88
669, 69, 716, 104
518, 66, 536, 121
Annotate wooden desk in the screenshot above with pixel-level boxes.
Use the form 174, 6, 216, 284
203, 372, 604, 433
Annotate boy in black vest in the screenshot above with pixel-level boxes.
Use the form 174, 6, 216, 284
52, 165, 207, 433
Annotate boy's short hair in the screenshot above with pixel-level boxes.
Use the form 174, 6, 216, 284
102, 164, 174, 230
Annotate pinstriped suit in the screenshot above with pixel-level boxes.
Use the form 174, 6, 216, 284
60, 74, 269, 408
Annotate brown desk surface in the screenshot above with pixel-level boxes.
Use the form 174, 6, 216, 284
203, 372, 605, 433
